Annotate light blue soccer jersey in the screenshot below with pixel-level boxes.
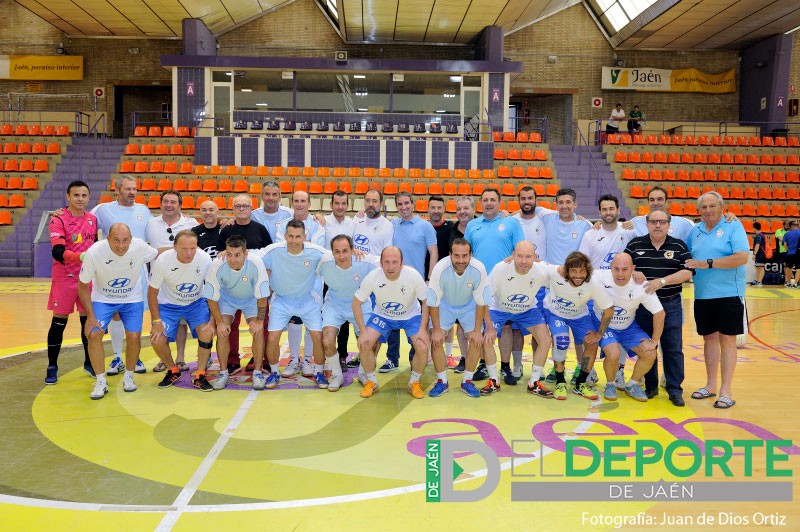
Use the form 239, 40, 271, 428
540, 213, 592, 264
687, 219, 749, 299
427, 256, 488, 308
251, 206, 293, 242
276, 216, 326, 246
632, 214, 694, 242
91, 201, 152, 239
258, 241, 327, 298
203, 255, 270, 302
463, 215, 524, 271
392, 216, 437, 276
318, 254, 380, 305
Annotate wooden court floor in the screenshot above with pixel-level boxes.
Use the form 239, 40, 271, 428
0, 278, 799, 531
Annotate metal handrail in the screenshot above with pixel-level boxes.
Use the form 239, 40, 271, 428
573, 121, 613, 205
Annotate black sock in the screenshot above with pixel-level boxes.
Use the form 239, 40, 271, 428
47, 317, 68, 366
555, 370, 566, 384
79, 315, 90, 365
337, 323, 350, 359
501, 361, 511, 371
576, 369, 589, 386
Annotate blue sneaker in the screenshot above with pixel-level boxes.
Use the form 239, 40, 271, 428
107, 356, 124, 375
134, 360, 147, 374
604, 383, 617, 401
265, 372, 280, 389
460, 381, 480, 398
44, 366, 58, 385
252, 371, 267, 390
83, 362, 96, 378
315, 372, 329, 389
429, 380, 449, 397
625, 383, 648, 402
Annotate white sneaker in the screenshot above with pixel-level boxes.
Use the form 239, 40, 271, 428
90, 381, 108, 400
252, 371, 267, 390
586, 368, 599, 386
282, 359, 300, 377
107, 356, 124, 375
328, 373, 344, 392
301, 358, 314, 377
512, 363, 523, 379
212, 373, 229, 390
614, 367, 626, 389
357, 366, 368, 386
123, 373, 137, 392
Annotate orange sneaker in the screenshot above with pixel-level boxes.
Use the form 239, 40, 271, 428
408, 381, 424, 399
360, 380, 378, 398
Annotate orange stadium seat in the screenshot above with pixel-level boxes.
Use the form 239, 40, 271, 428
2, 143, 16, 154
530, 132, 542, 143
162, 126, 175, 137
627, 152, 641, 163
507, 149, 520, 160
177, 127, 191, 137
31, 143, 45, 154
181, 196, 195, 210
148, 126, 162, 137
33, 160, 49, 172
148, 161, 164, 173
193, 165, 208, 175
522, 149, 536, 161
428, 182, 443, 195
286, 167, 300, 177
642, 152, 655, 163
157, 178, 172, 191
663, 169, 676, 181
169, 144, 184, 155
526, 167, 540, 178
761, 136, 774, 146
492, 131, 502, 142
179, 162, 194, 174
788, 137, 800, 147
162, 161, 177, 174
133, 126, 147, 137
0, 211, 11, 225
124, 143, 139, 155
140, 177, 156, 191
248, 182, 262, 194
516, 132, 528, 143
503, 131, 515, 142
493, 148, 506, 160
155, 144, 169, 155
147, 195, 161, 209
655, 152, 667, 164
218, 179, 233, 192
512, 166, 525, 178
139, 144, 155, 156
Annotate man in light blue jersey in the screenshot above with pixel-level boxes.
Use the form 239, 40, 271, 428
318, 234, 379, 391
427, 238, 490, 398
464, 188, 524, 272
381, 192, 437, 373
90, 174, 153, 376
250, 181, 293, 242
204, 235, 271, 391
259, 220, 329, 389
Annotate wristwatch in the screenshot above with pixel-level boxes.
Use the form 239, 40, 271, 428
659, 278, 666, 286
707, 258, 714, 269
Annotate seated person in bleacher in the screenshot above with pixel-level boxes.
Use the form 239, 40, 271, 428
627, 105, 643, 134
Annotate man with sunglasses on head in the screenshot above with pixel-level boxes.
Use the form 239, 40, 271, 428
145, 190, 199, 372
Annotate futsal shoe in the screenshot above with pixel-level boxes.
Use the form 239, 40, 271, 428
572, 382, 599, 400
479, 379, 500, 396
604, 383, 617, 401
252, 371, 267, 390
408, 381, 424, 399
453, 357, 466, 374
107, 356, 124, 375
315, 372, 329, 389
211, 373, 229, 390
301, 358, 314, 377
193, 375, 214, 392
553, 382, 568, 400
265, 372, 281, 389
44, 366, 58, 385
157, 371, 181, 388
134, 360, 147, 374
460, 381, 480, 398
360, 381, 378, 398
378, 360, 398, 373
527, 380, 553, 398
90, 381, 108, 400
625, 383, 648, 402
281, 359, 300, 377
123, 373, 138, 392
472, 362, 488, 381
429, 380, 449, 397
614, 367, 626, 389
328, 373, 343, 392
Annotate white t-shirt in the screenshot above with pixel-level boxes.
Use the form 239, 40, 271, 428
609, 107, 626, 129
578, 224, 636, 270
324, 214, 356, 249
354, 265, 427, 320
145, 214, 199, 249
79, 238, 158, 303
513, 213, 547, 261
592, 270, 663, 330
486, 260, 549, 313
352, 215, 394, 255
148, 248, 212, 306
542, 263, 613, 319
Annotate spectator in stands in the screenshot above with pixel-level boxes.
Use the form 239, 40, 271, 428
686, 192, 749, 409
607, 103, 626, 134
783, 221, 800, 288
775, 220, 791, 286
751, 221, 766, 287
627, 105, 643, 134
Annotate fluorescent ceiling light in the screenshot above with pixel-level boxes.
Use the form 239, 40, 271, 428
353, 74, 366, 79
436, 110, 446, 113
357, 108, 368, 111
241, 88, 252, 92
449, 76, 462, 82
256, 103, 269, 106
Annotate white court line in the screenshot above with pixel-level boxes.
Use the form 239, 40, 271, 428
155, 389, 259, 531
0, 412, 603, 515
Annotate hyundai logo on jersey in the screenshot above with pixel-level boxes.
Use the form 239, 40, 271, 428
382, 302, 404, 312
176, 283, 198, 293
108, 278, 130, 288
507, 294, 530, 304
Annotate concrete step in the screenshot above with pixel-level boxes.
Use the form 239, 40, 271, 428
0, 266, 33, 276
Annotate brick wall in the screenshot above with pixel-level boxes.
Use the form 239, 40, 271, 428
505, 4, 741, 141
789, 34, 800, 109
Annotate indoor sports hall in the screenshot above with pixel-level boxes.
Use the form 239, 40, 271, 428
1, 1, 799, 530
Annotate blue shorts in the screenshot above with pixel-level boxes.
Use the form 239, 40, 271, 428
159, 299, 211, 342
92, 301, 144, 333
535, 287, 546, 310
366, 313, 422, 343
545, 310, 593, 347
218, 294, 259, 320
489, 307, 546, 338
323, 298, 370, 335
437, 301, 478, 333
269, 295, 322, 332
595, 320, 651, 352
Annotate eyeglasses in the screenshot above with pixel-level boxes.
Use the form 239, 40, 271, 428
166, 227, 174, 241
233, 204, 250, 210
647, 219, 669, 226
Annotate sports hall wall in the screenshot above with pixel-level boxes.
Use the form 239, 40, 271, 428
1, 0, 798, 140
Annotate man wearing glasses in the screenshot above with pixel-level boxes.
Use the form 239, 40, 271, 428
624, 211, 693, 407
145, 190, 199, 372
216, 195, 272, 373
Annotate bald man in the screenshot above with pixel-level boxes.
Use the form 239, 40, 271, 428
78, 223, 158, 400
352, 247, 430, 399
589, 253, 664, 402
483, 241, 553, 397
192, 200, 223, 260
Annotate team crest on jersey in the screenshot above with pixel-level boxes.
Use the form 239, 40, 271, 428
242, 276, 248, 282
497, 224, 505, 232
400, 286, 406, 294
354, 275, 360, 282
716, 229, 724, 237
664, 250, 674, 259
571, 231, 578, 239
88, 220, 93, 225
467, 281, 473, 288
137, 215, 142, 221
304, 260, 310, 268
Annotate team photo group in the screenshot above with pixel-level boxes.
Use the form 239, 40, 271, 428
46, 173, 758, 411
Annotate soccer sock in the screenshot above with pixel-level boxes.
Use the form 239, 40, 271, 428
304, 329, 313, 358
96, 373, 107, 386
409, 370, 422, 384
576, 369, 589, 387
253, 369, 263, 376
287, 323, 302, 360
444, 342, 453, 357
326, 356, 342, 375
436, 371, 448, 384
530, 365, 544, 383
109, 319, 125, 357
218, 369, 229, 378
555, 370, 566, 384
487, 363, 498, 381
79, 315, 90, 365
124, 369, 134, 378
618, 363, 625, 370
367, 371, 378, 384
196, 370, 206, 377
512, 350, 523, 368
463, 370, 475, 381
47, 316, 68, 366
314, 363, 324, 375
627, 378, 637, 387
169, 366, 180, 375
